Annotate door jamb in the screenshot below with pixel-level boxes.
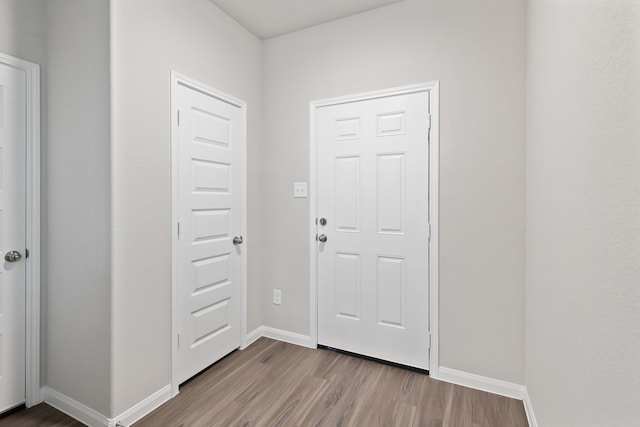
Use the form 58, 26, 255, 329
0, 52, 41, 406
169, 71, 248, 397
309, 82, 440, 376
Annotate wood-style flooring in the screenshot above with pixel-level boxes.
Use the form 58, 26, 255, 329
0, 403, 83, 427
0, 338, 528, 426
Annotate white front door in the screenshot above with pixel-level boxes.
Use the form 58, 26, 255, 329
317, 90, 431, 370
0, 62, 27, 411
176, 82, 244, 384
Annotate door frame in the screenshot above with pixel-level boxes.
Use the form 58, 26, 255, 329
0, 52, 41, 406
309, 82, 440, 376
169, 71, 247, 396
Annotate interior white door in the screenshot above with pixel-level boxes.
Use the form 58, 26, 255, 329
176, 83, 244, 384
0, 62, 27, 411
317, 90, 431, 370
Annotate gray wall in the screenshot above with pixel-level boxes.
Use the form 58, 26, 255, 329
525, 0, 640, 425
262, 0, 526, 383
1, 0, 112, 415
110, 0, 263, 416
0, 0, 45, 63
44, 0, 112, 415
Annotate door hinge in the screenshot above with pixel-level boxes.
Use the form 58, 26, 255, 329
177, 110, 180, 127
427, 113, 431, 130
177, 333, 180, 348
177, 222, 180, 239
428, 223, 431, 240
427, 332, 431, 349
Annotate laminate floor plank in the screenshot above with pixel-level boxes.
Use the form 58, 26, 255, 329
0, 338, 529, 427
0, 403, 84, 427
413, 377, 452, 427
341, 362, 391, 426
318, 356, 380, 427
392, 401, 418, 427
445, 383, 527, 427
261, 375, 328, 427
381, 365, 427, 406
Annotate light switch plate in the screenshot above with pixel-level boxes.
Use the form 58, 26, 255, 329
294, 182, 308, 198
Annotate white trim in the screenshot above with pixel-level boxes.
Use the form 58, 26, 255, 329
112, 384, 172, 427
261, 327, 314, 348
170, 71, 180, 398
244, 326, 315, 349
43, 385, 172, 427
170, 71, 248, 397
309, 82, 440, 375
43, 387, 109, 427
428, 82, 440, 378
243, 327, 263, 349
308, 103, 319, 348
438, 367, 526, 400
0, 52, 42, 407
523, 389, 539, 427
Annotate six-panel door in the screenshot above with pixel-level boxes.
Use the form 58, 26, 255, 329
317, 91, 431, 369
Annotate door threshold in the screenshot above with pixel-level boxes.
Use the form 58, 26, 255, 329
0, 403, 26, 419
317, 344, 430, 376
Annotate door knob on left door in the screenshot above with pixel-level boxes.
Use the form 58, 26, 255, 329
233, 236, 243, 245
4, 250, 22, 263
318, 234, 328, 243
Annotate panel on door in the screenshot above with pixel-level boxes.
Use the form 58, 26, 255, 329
177, 84, 243, 385
317, 91, 431, 370
0, 63, 27, 412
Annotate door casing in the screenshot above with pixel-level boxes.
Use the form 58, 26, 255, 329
170, 71, 247, 396
0, 52, 41, 407
309, 82, 440, 377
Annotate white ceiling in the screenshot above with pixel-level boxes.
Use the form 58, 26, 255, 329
209, 0, 405, 39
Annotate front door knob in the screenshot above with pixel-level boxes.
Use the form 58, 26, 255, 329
318, 234, 328, 243
233, 236, 243, 245
4, 250, 22, 263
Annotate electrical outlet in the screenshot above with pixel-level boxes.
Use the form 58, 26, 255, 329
273, 289, 282, 305
294, 182, 308, 198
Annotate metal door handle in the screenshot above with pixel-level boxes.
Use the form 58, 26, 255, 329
318, 234, 328, 243
4, 250, 22, 263
233, 236, 243, 245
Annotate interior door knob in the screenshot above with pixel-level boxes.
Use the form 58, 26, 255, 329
233, 236, 243, 245
318, 234, 328, 243
4, 250, 22, 263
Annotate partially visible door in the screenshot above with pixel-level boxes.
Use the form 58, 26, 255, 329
0, 62, 27, 411
176, 82, 244, 384
317, 90, 431, 369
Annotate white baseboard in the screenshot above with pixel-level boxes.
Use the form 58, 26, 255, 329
42, 387, 109, 427
243, 326, 264, 349
437, 367, 526, 400
523, 389, 538, 427
251, 326, 314, 348
43, 385, 172, 427
112, 384, 172, 426
437, 368, 538, 426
